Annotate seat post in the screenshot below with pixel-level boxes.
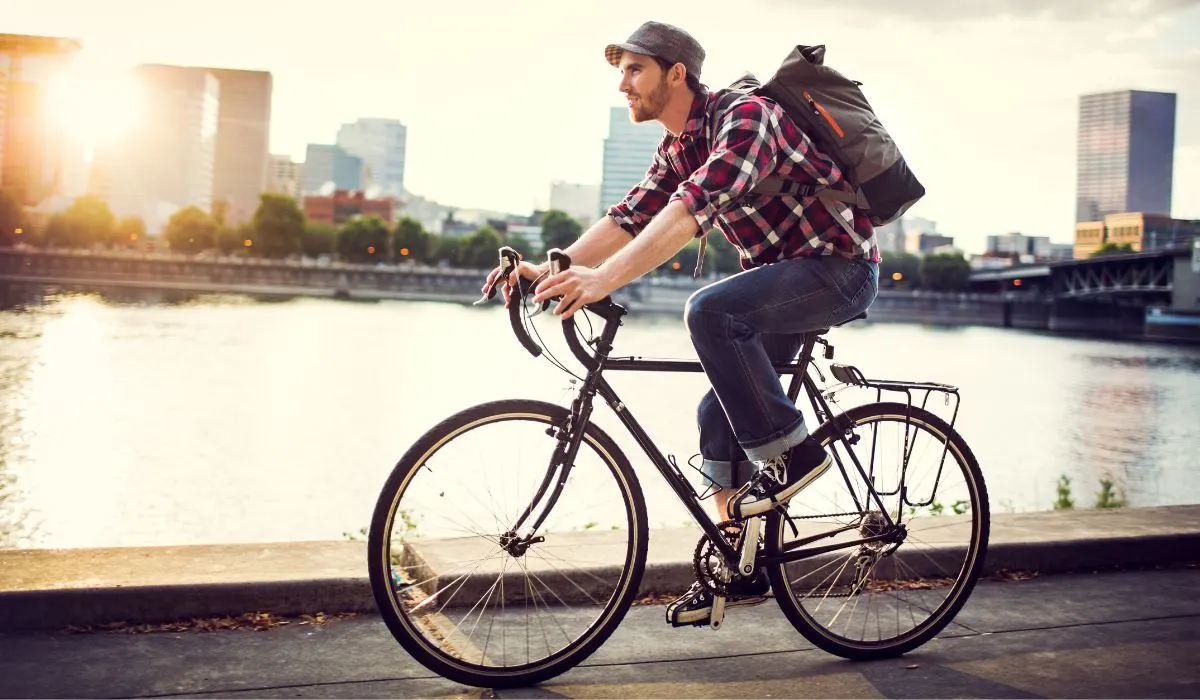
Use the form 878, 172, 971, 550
785, 332, 820, 403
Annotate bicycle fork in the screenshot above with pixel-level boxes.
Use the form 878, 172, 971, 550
503, 391, 597, 556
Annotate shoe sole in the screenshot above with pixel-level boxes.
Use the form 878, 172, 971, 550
732, 454, 832, 519
669, 595, 771, 625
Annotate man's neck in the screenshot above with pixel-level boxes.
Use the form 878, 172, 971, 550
658, 88, 698, 137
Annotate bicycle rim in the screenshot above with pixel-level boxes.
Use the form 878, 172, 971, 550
368, 399, 648, 687
767, 401, 989, 659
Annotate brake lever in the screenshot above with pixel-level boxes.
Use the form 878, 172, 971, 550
473, 258, 517, 306
526, 272, 552, 317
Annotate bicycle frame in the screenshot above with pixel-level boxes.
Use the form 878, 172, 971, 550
508, 296, 904, 572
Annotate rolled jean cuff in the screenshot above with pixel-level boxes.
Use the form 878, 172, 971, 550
699, 458, 756, 489
741, 420, 809, 463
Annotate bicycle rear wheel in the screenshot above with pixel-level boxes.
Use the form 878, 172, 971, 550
766, 401, 989, 660
367, 399, 648, 688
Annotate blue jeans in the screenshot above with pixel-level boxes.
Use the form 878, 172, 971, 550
684, 254, 879, 489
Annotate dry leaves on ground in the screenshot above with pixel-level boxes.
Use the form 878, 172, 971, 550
65, 611, 357, 635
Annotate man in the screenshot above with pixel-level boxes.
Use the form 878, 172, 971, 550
484, 21, 880, 623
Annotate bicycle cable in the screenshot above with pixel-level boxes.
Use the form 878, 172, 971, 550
520, 280, 586, 382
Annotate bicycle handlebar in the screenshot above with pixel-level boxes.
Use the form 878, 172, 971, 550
477, 246, 624, 369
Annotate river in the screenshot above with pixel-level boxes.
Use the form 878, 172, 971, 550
1, 288, 1197, 549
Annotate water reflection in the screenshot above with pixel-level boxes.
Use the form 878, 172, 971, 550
0, 288, 1198, 549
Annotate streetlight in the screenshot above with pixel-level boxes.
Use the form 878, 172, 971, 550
892, 272, 903, 281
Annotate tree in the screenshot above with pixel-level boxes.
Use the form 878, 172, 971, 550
214, 226, 244, 255
251, 194, 305, 258
301, 222, 338, 258
665, 237, 703, 276
881, 252, 922, 289
919, 252, 971, 292
0, 188, 23, 247
539, 210, 582, 257
40, 214, 71, 248
461, 225, 505, 269
393, 217, 433, 263
1093, 242, 1135, 257
164, 206, 218, 254
336, 216, 390, 264
62, 195, 117, 248
431, 235, 463, 266
704, 232, 743, 275
115, 216, 146, 248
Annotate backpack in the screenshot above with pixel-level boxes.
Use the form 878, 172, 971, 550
731, 44, 925, 227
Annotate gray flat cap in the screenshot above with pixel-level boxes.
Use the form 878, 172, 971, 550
604, 21, 705, 80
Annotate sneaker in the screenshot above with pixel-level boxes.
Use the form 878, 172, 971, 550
731, 436, 832, 520
666, 573, 771, 627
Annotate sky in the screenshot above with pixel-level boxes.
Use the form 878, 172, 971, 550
5, 0, 1198, 254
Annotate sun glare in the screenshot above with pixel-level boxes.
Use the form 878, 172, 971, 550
46, 59, 144, 150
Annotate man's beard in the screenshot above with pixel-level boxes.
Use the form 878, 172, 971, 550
629, 76, 669, 123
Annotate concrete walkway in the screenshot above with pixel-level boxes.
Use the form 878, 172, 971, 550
2, 505, 1199, 632
1, 566, 1198, 698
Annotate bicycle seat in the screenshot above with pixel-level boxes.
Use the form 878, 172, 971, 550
813, 311, 868, 336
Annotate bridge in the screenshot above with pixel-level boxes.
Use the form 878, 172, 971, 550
3, 244, 1198, 342
966, 243, 1200, 341
968, 247, 1185, 301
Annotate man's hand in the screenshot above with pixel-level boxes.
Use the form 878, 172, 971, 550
533, 265, 616, 319
481, 260, 546, 307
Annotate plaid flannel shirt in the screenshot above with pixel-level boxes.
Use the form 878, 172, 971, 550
607, 88, 880, 269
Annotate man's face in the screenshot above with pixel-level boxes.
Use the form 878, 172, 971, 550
617, 52, 670, 123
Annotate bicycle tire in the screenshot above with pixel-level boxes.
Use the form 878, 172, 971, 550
368, 399, 648, 688
765, 401, 989, 660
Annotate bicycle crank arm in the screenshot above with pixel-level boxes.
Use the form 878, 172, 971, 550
738, 517, 761, 576
710, 595, 726, 630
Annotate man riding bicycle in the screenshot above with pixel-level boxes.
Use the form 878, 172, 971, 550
484, 20, 880, 624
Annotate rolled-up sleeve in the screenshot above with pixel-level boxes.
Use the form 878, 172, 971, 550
669, 98, 779, 233
606, 146, 680, 237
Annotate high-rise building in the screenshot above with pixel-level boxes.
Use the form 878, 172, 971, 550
599, 106, 663, 220
1074, 212, 1200, 258
267, 154, 303, 199
986, 232, 1052, 259
1076, 89, 1176, 223
336, 118, 406, 196
0, 34, 81, 206
202, 68, 272, 225
874, 215, 940, 255
300, 144, 366, 194
549, 181, 600, 226
90, 64, 219, 234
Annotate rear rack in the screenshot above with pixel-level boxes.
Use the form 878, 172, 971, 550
824, 362, 962, 512
827, 362, 961, 426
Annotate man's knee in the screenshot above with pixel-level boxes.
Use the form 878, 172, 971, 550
684, 287, 724, 336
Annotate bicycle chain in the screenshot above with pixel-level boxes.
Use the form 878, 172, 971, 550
776, 511, 891, 600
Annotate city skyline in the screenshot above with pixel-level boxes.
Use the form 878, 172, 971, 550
4, 0, 1198, 255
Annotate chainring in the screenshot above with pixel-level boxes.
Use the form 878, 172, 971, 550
692, 520, 759, 596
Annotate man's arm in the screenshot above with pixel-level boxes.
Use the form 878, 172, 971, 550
559, 215, 633, 268
595, 201, 697, 289
533, 200, 697, 317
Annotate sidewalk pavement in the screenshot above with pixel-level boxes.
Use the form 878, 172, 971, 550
1, 566, 1199, 698
1, 505, 1198, 633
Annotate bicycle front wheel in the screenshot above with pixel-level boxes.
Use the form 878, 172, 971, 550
367, 399, 648, 688
766, 401, 989, 660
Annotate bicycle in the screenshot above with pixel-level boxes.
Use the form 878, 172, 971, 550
367, 247, 990, 688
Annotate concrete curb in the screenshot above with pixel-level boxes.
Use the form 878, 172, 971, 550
2, 506, 1199, 632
